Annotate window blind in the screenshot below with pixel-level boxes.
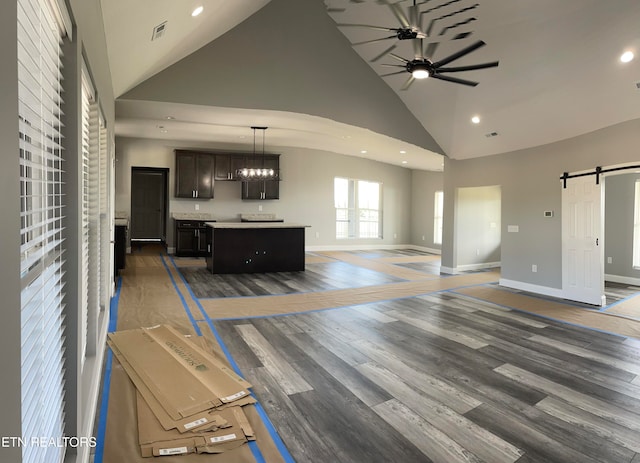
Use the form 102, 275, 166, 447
99, 116, 109, 310
18, 0, 68, 461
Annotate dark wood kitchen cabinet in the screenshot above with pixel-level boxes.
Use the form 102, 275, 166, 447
175, 220, 212, 257
241, 154, 280, 200
175, 150, 214, 198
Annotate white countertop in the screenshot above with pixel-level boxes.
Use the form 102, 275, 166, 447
207, 222, 310, 229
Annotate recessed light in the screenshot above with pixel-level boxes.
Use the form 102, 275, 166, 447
471, 115, 481, 124
360, 150, 367, 154
165, 116, 175, 120
401, 160, 408, 164
621, 50, 634, 63
160, 130, 168, 133
400, 150, 406, 154
191, 6, 204, 17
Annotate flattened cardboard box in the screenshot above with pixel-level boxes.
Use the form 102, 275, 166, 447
137, 391, 256, 458
108, 325, 252, 421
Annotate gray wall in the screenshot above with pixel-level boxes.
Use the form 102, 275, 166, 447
115, 137, 414, 250
410, 170, 444, 250
120, 0, 442, 154
0, 2, 22, 461
455, 185, 501, 268
442, 118, 640, 290
604, 172, 640, 282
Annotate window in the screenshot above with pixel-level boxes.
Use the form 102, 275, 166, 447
334, 177, 382, 239
18, 0, 68, 461
434, 190, 444, 245
633, 181, 640, 268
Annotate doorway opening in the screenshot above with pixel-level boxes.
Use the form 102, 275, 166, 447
130, 167, 168, 247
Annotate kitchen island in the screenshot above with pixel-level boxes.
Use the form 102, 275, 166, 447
205, 222, 310, 274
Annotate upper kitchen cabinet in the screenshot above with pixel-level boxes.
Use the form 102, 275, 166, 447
214, 153, 246, 181
241, 154, 280, 200
175, 150, 214, 199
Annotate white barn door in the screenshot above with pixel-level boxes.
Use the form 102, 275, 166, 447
562, 175, 605, 306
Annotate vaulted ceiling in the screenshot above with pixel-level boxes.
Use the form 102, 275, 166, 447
102, 0, 640, 171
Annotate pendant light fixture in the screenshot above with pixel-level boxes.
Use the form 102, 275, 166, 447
236, 126, 278, 181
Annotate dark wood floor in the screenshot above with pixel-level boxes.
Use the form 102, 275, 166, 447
211, 282, 640, 462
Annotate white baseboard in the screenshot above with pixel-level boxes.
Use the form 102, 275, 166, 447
499, 278, 565, 299
440, 262, 500, 275
167, 246, 176, 255
306, 243, 419, 252
604, 274, 640, 286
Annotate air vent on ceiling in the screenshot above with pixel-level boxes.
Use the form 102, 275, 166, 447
485, 131, 499, 138
635, 81, 640, 91
151, 21, 167, 41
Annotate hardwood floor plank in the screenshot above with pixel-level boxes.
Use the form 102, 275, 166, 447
464, 403, 605, 463
287, 361, 429, 463
536, 396, 640, 454
358, 362, 525, 463
247, 366, 337, 463
494, 363, 640, 432
373, 399, 476, 463
285, 332, 393, 407
235, 324, 313, 395
529, 334, 640, 376
385, 309, 489, 349
350, 337, 483, 414
479, 344, 640, 413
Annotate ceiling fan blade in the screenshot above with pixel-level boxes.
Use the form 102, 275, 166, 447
389, 52, 410, 63
353, 35, 398, 46
400, 76, 416, 91
432, 40, 485, 67
452, 31, 473, 40
431, 74, 479, 86
336, 23, 397, 32
380, 70, 408, 77
409, 4, 419, 29
327, 8, 346, 13
438, 61, 499, 73
421, 0, 463, 16
371, 44, 397, 62
380, 64, 407, 68
439, 17, 477, 36
388, 3, 411, 28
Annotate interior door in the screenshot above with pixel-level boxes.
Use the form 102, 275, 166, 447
130, 168, 167, 241
562, 175, 605, 305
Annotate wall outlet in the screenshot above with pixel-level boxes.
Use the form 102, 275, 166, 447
195, 204, 199, 211
532, 264, 537, 273
422, 235, 425, 241
607, 257, 612, 264
476, 249, 480, 256
315, 232, 320, 239
258, 204, 263, 211
393, 233, 397, 239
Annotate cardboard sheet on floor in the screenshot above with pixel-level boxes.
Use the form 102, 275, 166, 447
102, 357, 286, 463
111, 339, 256, 433
107, 325, 252, 420
137, 391, 255, 457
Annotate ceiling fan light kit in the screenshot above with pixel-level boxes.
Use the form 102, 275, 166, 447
331, 0, 499, 89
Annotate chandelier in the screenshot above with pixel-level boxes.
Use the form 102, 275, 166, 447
235, 126, 278, 181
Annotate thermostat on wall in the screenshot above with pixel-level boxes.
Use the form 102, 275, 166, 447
544, 210, 554, 217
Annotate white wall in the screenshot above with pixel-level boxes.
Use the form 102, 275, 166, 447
115, 137, 414, 250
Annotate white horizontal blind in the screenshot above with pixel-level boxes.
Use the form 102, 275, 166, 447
18, 0, 67, 461
99, 116, 109, 310
80, 70, 96, 365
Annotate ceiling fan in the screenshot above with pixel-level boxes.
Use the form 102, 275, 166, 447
380, 39, 499, 89
332, 0, 479, 60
